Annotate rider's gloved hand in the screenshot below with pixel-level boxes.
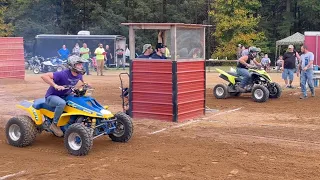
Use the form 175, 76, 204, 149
54, 84, 66, 91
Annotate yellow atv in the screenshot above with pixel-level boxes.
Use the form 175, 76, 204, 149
5, 84, 133, 156
213, 68, 282, 102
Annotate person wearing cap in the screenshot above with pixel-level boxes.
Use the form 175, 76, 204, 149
150, 43, 167, 59
138, 44, 153, 59
282, 44, 300, 88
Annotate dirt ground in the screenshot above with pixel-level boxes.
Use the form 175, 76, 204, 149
0, 70, 320, 180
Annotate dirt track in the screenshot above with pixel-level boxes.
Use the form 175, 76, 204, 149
1, 70, 320, 180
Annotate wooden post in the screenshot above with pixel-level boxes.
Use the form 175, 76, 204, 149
200, 27, 206, 59
170, 25, 177, 61
129, 25, 135, 59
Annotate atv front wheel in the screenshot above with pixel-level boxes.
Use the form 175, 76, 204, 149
64, 123, 93, 156
56, 66, 64, 72
252, 85, 269, 103
5, 115, 38, 147
33, 67, 40, 74
268, 82, 282, 98
213, 84, 229, 99
109, 112, 133, 142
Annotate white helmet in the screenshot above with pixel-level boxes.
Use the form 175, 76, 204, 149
67, 55, 88, 74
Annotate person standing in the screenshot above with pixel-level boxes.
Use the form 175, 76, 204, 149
115, 45, 125, 70
72, 43, 81, 56
57, 45, 70, 60
105, 45, 113, 68
80, 43, 90, 75
125, 44, 130, 65
282, 45, 300, 88
94, 43, 105, 76
298, 45, 315, 99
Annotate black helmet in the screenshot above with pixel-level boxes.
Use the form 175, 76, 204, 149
249, 46, 261, 57
67, 55, 88, 75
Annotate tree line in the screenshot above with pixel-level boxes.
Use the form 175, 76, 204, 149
0, 0, 319, 60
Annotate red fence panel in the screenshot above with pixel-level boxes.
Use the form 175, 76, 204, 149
0, 37, 25, 79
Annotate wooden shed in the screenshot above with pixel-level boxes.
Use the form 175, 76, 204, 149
122, 23, 210, 122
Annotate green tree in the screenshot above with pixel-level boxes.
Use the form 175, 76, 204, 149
210, 0, 267, 59
0, 0, 13, 36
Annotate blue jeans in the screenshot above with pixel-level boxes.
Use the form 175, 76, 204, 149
300, 69, 314, 97
45, 95, 66, 124
84, 62, 89, 75
237, 67, 251, 88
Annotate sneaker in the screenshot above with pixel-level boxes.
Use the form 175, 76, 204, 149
312, 91, 315, 97
289, 85, 295, 89
300, 95, 307, 99
50, 123, 63, 137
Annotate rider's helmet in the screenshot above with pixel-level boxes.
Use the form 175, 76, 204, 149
248, 46, 261, 58
67, 55, 88, 75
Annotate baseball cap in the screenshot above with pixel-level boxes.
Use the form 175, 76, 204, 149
156, 43, 164, 49
142, 44, 152, 53
288, 45, 294, 49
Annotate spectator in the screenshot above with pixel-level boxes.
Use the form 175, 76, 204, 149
125, 44, 130, 64
80, 43, 90, 75
137, 44, 153, 58
72, 43, 81, 56
241, 46, 249, 57
57, 45, 70, 60
237, 44, 242, 59
115, 45, 125, 70
298, 45, 315, 99
261, 54, 271, 71
282, 45, 300, 88
94, 43, 105, 76
105, 45, 113, 68
164, 45, 171, 58
276, 55, 283, 71
150, 43, 167, 59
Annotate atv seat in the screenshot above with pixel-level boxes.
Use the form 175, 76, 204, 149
33, 98, 55, 112
227, 72, 240, 77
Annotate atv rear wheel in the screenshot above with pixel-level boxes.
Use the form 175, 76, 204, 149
268, 82, 282, 98
213, 84, 229, 99
252, 85, 269, 103
64, 123, 93, 156
109, 112, 133, 142
5, 115, 38, 147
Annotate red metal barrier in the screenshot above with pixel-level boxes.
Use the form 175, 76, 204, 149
129, 59, 205, 122
0, 37, 25, 79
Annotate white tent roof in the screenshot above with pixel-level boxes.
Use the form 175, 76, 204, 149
276, 32, 305, 46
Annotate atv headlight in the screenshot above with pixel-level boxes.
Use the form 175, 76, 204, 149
85, 88, 94, 96
100, 109, 112, 115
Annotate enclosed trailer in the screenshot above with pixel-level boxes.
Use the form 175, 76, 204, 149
304, 32, 320, 65
34, 34, 126, 66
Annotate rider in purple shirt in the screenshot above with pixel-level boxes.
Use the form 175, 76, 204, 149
41, 55, 88, 137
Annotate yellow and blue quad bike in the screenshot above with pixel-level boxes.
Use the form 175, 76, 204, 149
5, 84, 133, 156
213, 67, 282, 103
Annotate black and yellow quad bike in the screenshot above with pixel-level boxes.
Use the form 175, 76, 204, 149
213, 68, 282, 103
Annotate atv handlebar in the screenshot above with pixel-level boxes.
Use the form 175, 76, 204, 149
63, 84, 93, 97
